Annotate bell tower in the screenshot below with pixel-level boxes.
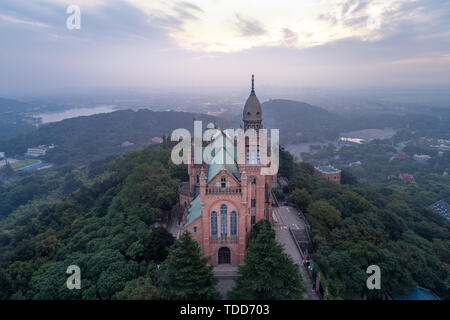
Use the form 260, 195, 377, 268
242, 74, 263, 130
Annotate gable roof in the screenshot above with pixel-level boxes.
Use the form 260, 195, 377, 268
185, 195, 202, 226
205, 133, 240, 183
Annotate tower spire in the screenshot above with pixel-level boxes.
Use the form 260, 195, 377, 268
251, 74, 255, 93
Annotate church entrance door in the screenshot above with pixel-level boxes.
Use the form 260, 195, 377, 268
218, 247, 231, 264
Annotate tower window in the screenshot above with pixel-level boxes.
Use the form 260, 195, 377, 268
251, 216, 256, 225
196, 175, 199, 184
251, 199, 256, 208
193, 226, 197, 234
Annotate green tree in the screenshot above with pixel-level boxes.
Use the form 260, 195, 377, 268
340, 170, 357, 185
113, 277, 158, 300
229, 221, 304, 300
307, 200, 342, 237
313, 247, 367, 299
291, 188, 312, 213
159, 231, 219, 300
143, 226, 175, 263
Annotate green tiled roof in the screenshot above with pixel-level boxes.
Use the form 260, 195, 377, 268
206, 133, 240, 183
316, 165, 341, 174
185, 195, 202, 226
207, 163, 222, 182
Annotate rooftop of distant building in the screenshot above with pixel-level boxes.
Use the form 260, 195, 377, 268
315, 165, 341, 174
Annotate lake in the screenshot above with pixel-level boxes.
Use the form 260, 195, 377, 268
34, 105, 117, 124
340, 128, 397, 141
285, 140, 338, 161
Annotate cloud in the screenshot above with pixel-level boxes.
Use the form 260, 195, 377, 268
235, 14, 266, 37
281, 28, 298, 46
119, 0, 434, 53
0, 13, 49, 27
179, 2, 204, 13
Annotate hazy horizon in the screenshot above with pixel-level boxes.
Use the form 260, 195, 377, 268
1, 0, 450, 96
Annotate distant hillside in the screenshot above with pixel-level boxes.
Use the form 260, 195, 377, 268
0, 109, 217, 164
0, 97, 36, 113
262, 99, 343, 144
0, 98, 37, 139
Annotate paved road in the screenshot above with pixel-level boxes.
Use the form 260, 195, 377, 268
273, 206, 320, 300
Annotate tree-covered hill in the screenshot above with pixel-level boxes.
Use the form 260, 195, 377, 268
0, 146, 185, 299
0, 109, 217, 164
0, 144, 448, 299
0, 98, 37, 139
262, 99, 342, 144
260, 99, 450, 145
0, 97, 37, 114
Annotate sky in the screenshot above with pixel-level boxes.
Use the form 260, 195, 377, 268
0, 0, 449, 96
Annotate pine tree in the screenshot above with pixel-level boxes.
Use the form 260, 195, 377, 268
229, 220, 305, 300
159, 231, 220, 300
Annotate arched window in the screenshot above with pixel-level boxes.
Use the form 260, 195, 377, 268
230, 211, 237, 236
210, 211, 217, 236
220, 204, 227, 236
221, 176, 226, 188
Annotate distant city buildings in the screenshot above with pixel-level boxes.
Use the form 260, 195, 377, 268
339, 137, 365, 145
391, 152, 410, 161
314, 165, 341, 184
429, 200, 450, 221
413, 154, 431, 162
348, 161, 362, 167
0, 152, 4, 159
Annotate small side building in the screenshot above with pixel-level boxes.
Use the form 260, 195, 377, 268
25, 145, 47, 157
152, 137, 164, 144
314, 165, 341, 184
398, 173, 416, 183
121, 141, 135, 147
429, 200, 450, 221
413, 154, 431, 162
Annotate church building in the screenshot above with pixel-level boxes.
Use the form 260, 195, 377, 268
178, 76, 277, 266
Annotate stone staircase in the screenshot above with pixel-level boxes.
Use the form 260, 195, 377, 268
213, 264, 239, 280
